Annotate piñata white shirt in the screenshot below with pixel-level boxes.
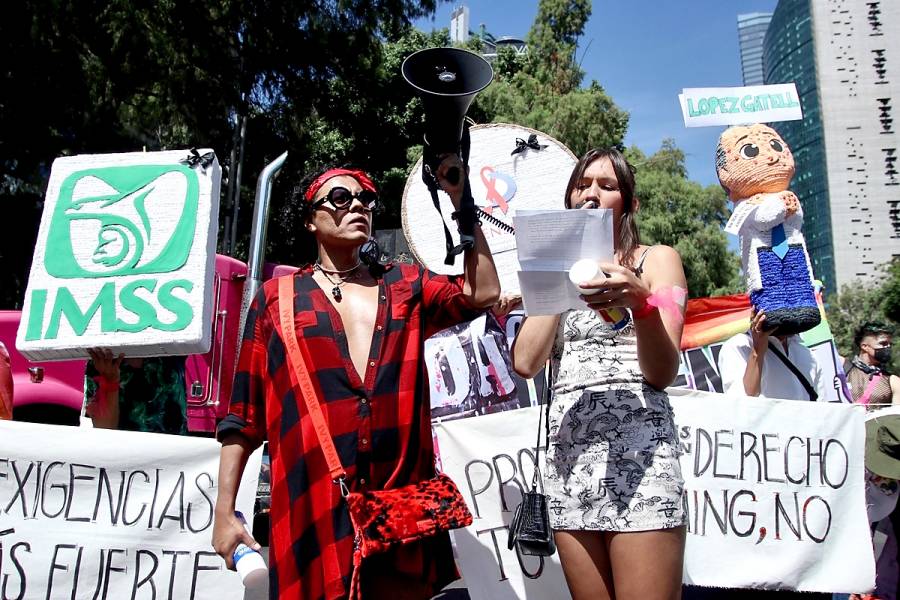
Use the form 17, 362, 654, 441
718, 332, 824, 401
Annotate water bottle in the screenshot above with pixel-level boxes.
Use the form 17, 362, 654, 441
233, 511, 267, 592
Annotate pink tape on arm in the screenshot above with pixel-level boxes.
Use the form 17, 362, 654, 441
644, 286, 687, 323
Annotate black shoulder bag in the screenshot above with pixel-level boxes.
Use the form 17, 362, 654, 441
507, 364, 556, 557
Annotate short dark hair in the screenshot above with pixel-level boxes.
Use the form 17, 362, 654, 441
563, 147, 641, 268
854, 321, 894, 348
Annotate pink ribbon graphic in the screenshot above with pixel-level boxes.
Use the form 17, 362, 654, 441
480, 166, 517, 215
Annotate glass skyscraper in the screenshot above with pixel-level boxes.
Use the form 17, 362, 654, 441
737, 13, 773, 86
763, 1, 835, 289
763, 0, 900, 292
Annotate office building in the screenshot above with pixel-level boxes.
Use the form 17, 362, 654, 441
737, 13, 773, 86
763, 0, 899, 291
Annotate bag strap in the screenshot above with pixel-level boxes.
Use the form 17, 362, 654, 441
858, 373, 884, 406
531, 362, 552, 491
277, 275, 348, 486
766, 339, 818, 402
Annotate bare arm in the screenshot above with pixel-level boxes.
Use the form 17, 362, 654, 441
436, 156, 501, 308
511, 314, 561, 378
212, 434, 260, 569
891, 375, 900, 404
742, 311, 770, 397
86, 348, 123, 429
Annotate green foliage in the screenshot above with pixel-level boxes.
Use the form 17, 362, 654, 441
471, 0, 627, 157
882, 258, 900, 324
826, 259, 900, 371
631, 140, 741, 298
0, 0, 442, 306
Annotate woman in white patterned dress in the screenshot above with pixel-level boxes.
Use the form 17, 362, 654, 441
511, 148, 687, 600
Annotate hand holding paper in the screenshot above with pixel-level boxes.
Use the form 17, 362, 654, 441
514, 209, 614, 315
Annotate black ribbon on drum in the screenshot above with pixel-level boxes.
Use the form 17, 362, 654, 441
510, 134, 548, 156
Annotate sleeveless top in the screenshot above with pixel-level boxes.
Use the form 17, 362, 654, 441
847, 360, 893, 405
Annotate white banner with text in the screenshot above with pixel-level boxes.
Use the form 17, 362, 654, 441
0, 420, 260, 600
435, 389, 874, 598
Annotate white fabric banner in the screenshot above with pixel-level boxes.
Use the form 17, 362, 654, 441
0, 421, 260, 600
435, 389, 874, 598
678, 84, 803, 127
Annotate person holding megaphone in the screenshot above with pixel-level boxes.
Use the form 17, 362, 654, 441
213, 157, 500, 599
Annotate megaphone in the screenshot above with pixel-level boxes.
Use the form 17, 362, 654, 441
402, 47, 493, 264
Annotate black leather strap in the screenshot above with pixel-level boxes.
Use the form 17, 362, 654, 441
767, 339, 818, 401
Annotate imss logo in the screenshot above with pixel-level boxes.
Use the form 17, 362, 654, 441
25, 164, 202, 341
45, 165, 198, 278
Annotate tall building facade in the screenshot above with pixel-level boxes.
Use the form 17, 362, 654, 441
763, 0, 900, 292
737, 13, 773, 86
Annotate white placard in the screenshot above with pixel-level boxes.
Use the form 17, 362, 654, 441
17, 150, 221, 360
402, 124, 577, 295
0, 420, 260, 600
435, 390, 874, 598
678, 84, 803, 128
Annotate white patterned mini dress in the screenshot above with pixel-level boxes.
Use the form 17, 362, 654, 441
544, 308, 686, 531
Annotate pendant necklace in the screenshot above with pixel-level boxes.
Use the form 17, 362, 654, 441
315, 261, 361, 301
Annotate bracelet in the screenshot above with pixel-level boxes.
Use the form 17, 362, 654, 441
632, 301, 657, 320
450, 206, 482, 225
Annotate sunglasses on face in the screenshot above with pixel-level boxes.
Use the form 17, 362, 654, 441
312, 187, 379, 211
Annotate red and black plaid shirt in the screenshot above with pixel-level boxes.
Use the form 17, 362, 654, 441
218, 263, 482, 599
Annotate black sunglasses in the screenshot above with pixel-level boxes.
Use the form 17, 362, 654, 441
312, 187, 379, 211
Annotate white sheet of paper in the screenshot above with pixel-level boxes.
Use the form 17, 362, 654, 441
513, 209, 613, 315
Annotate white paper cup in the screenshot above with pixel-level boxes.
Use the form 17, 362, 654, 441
569, 259, 601, 295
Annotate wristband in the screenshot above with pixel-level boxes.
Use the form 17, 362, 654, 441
632, 301, 657, 320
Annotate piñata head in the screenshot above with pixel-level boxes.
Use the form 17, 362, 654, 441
716, 124, 795, 201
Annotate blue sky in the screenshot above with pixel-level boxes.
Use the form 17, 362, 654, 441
416, 0, 779, 187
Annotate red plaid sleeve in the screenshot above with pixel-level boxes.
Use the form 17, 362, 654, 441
421, 268, 483, 337
217, 286, 270, 449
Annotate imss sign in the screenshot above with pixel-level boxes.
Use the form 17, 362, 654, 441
16, 150, 220, 360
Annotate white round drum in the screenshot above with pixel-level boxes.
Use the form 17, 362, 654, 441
401, 123, 577, 295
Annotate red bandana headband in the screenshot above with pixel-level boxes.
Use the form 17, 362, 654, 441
304, 168, 377, 203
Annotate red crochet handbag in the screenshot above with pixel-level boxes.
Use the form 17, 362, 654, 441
277, 276, 473, 599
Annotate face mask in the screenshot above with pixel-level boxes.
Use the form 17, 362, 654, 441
874, 347, 893, 365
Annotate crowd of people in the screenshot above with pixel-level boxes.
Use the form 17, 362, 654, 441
2, 146, 898, 600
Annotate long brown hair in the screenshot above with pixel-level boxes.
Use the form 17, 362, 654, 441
563, 148, 640, 268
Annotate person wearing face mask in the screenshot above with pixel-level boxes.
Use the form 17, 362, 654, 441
846, 322, 900, 406
212, 158, 500, 600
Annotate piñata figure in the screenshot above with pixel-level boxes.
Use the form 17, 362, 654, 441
716, 123, 820, 336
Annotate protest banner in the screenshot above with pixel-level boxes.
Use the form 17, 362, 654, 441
17, 150, 221, 361
678, 83, 803, 127
435, 390, 875, 598
426, 314, 519, 419
402, 123, 576, 294
0, 420, 260, 600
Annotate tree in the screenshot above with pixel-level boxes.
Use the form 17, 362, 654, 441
827, 278, 899, 372
630, 140, 741, 298
827, 260, 900, 372
881, 258, 900, 324
471, 0, 628, 156
0, 0, 443, 308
